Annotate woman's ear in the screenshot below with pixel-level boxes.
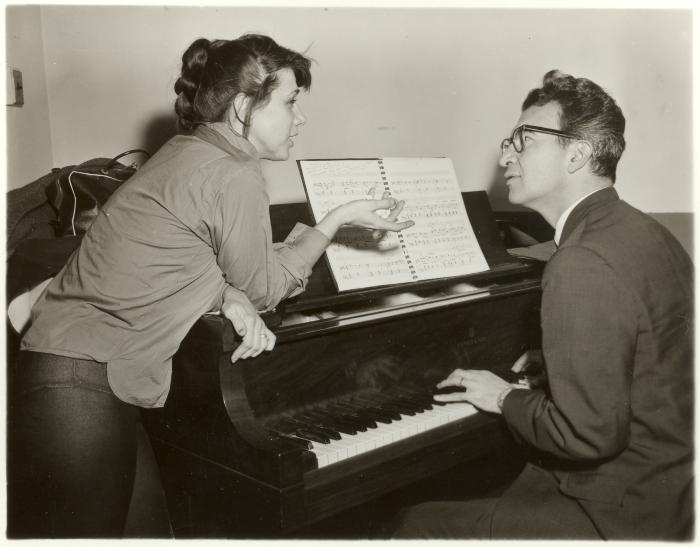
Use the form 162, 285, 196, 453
566, 140, 593, 174
228, 93, 251, 134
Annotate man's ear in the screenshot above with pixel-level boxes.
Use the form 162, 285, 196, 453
566, 140, 593, 174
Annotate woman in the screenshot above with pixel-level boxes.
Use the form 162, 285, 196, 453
8, 34, 413, 538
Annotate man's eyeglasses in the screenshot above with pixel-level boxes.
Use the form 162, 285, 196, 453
500, 124, 579, 154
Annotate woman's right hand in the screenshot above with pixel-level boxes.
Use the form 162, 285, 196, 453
221, 286, 276, 362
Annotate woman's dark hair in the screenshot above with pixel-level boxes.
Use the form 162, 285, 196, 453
174, 34, 312, 134
523, 70, 626, 182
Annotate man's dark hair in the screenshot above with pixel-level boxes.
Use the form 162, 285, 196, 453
523, 70, 626, 182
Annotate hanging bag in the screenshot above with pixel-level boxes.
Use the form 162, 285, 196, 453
45, 149, 150, 236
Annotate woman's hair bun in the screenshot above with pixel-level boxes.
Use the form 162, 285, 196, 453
174, 38, 212, 130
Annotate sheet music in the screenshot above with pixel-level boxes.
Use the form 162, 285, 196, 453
299, 158, 489, 291
300, 160, 412, 290
382, 157, 489, 280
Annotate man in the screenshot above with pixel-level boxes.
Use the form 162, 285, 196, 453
393, 70, 693, 540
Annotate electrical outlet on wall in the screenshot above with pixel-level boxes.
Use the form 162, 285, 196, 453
6, 65, 24, 107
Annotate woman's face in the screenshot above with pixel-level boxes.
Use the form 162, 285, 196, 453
247, 68, 307, 161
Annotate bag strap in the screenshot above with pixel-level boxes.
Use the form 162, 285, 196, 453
100, 149, 151, 174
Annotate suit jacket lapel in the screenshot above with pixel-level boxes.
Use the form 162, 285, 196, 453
559, 187, 620, 245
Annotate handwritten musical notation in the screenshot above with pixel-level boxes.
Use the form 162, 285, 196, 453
298, 157, 489, 291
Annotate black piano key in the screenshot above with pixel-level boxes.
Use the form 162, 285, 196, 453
314, 404, 373, 429
268, 419, 301, 435
337, 417, 370, 432
296, 412, 358, 436
267, 431, 313, 450
358, 400, 404, 420
359, 409, 395, 424
327, 402, 385, 427
372, 390, 431, 414
401, 392, 435, 411
350, 406, 394, 422
271, 417, 334, 443
286, 416, 342, 441
373, 399, 417, 416
363, 393, 415, 414
384, 405, 416, 416
325, 407, 376, 430
350, 396, 403, 421
294, 428, 332, 444
395, 397, 428, 413
314, 410, 368, 433
375, 392, 427, 414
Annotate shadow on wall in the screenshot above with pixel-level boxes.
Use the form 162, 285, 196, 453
485, 162, 510, 211
139, 113, 180, 157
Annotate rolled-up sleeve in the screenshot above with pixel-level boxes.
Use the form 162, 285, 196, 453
205, 162, 329, 311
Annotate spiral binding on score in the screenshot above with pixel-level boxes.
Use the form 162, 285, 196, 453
378, 159, 418, 281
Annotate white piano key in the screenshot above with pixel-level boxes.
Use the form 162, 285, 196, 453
308, 442, 332, 468
357, 423, 396, 448
328, 433, 359, 458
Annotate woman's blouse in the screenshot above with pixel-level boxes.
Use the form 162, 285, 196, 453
21, 123, 330, 408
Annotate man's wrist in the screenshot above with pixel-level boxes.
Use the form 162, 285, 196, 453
497, 386, 515, 412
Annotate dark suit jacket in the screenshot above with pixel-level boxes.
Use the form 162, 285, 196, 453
499, 187, 694, 540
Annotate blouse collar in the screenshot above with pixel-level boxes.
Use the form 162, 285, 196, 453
194, 122, 259, 160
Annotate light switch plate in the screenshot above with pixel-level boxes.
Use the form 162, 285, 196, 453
6, 65, 24, 107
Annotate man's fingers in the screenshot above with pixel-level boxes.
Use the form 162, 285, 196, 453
436, 378, 458, 390
434, 392, 470, 403
512, 351, 529, 373
436, 371, 464, 390
264, 330, 276, 351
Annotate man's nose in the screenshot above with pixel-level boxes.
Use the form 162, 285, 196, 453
498, 146, 515, 167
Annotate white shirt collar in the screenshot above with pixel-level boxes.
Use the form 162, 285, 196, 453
554, 188, 606, 245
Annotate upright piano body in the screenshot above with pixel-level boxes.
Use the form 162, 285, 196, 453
143, 191, 543, 536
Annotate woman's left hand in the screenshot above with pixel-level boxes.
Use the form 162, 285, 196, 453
221, 286, 276, 362
315, 190, 414, 239
341, 193, 415, 231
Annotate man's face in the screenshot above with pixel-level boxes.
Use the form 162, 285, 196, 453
499, 102, 570, 212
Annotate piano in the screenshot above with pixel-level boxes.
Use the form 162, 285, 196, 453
142, 191, 543, 537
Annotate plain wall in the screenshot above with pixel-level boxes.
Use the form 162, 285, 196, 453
10, 6, 694, 216
5, 5, 54, 189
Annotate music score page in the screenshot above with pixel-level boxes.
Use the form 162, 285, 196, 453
298, 157, 489, 291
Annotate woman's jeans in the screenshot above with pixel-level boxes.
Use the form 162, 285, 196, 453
7, 351, 171, 538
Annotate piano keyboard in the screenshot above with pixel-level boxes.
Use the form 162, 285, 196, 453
310, 402, 478, 468
266, 393, 478, 469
